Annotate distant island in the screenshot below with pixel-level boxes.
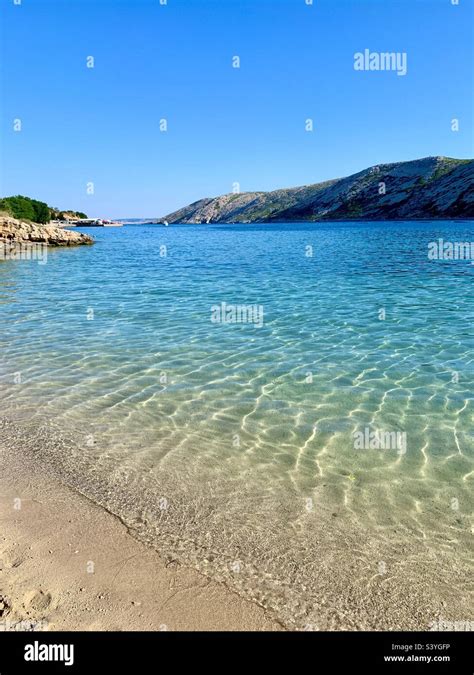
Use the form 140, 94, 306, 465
162, 156, 474, 224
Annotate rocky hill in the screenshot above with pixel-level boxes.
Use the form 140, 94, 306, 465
163, 157, 474, 223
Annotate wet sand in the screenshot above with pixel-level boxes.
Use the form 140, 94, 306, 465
1, 419, 472, 632
0, 442, 281, 632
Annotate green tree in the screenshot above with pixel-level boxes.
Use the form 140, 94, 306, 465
0, 195, 87, 224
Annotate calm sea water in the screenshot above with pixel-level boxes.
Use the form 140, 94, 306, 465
1, 221, 473, 629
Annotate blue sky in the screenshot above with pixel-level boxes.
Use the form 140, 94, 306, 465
1, 0, 472, 218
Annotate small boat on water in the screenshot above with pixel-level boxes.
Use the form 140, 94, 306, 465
68, 218, 123, 227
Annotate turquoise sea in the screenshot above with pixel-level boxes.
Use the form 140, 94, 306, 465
1, 220, 473, 629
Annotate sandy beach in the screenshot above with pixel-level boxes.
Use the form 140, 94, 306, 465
0, 442, 281, 632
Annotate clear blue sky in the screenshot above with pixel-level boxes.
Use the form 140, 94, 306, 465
1, 0, 472, 218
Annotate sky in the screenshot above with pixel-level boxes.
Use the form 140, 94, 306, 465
1, 0, 473, 218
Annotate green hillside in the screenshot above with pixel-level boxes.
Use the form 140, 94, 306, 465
0, 195, 87, 224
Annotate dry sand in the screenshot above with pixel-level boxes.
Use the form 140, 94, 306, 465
0, 444, 281, 632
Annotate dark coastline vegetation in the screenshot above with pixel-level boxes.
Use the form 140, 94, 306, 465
0, 195, 87, 224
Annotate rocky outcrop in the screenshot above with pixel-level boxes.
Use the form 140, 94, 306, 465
0, 216, 94, 246
163, 156, 474, 223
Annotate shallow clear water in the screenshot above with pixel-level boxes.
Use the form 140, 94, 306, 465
1, 221, 473, 628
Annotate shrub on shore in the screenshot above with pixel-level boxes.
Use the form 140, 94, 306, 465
0, 195, 51, 223
0, 195, 88, 224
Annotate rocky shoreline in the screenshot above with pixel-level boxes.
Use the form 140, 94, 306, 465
0, 216, 94, 247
